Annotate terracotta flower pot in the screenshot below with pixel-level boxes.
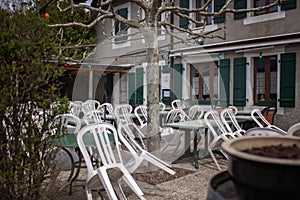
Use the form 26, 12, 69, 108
221, 136, 300, 200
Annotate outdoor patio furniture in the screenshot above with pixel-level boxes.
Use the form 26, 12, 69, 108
134, 105, 148, 130
77, 123, 145, 200
82, 100, 101, 114
204, 110, 236, 170
251, 108, 287, 135
118, 123, 175, 175
83, 110, 104, 125
114, 104, 134, 125
171, 99, 184, 110
161, 109, 189, 156
188, 105, 204, 120
220, 108, 245, 137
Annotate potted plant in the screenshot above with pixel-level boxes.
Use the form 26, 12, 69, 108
221, 136, 300, 200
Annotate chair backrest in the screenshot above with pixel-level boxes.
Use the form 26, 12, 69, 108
70, 101, 84, 118
171, 99, 184, 110
165, 109, 189, 123
204, 110, 233, 140
98, 103, 115, 118
77, 123, 123, 178
134, 105, 148, 128
82, 100, 100, 114
227, 105, 238, 115
83, 110, 104, 125
182, 99, 194, 109
251, 108, 287, 134
114, 104, 134, 124
54, 113, 81, 134
188, 105, 204, 120
220, 108, 244, 136
251, 108, 272, 128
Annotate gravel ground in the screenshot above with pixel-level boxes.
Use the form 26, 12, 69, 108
48, 156, 228, 200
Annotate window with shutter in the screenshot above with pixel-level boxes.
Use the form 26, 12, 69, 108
179, 0, 189, 29
219, 59, 230, 107
280, 53, 296, 107
115, 8, 128, 41
281, 0, 296, 10
214, 0, 226, 24
233, 57, 246, 106
234, 0, 247, 20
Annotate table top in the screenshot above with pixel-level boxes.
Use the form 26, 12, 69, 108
49, 134, 96, 148
164, 115, 253, 130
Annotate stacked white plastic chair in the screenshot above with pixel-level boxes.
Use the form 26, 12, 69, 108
114, 104, 134, 125
70, 101, 84, 118
220, 108, 245, 137
83, 110, 104, 125
204, 110, 236, 170
188, 105, 204, 120
77, 123, 145, 200
82, 100, 100, 114
134, 105, 148, 130
161, 109, 189, 155
171, 99, 184, 110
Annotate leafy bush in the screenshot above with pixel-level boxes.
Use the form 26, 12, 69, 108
0, 8, 67, 199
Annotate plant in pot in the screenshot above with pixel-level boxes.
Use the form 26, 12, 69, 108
221, 136, 300, 200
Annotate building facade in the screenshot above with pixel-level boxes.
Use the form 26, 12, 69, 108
72, 0, 299, 130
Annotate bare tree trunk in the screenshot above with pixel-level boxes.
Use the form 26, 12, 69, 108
142, 26, 160, 153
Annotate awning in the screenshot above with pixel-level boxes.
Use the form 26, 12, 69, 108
170, 32, 300, 57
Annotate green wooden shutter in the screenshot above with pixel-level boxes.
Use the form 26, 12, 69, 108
214, 0, 226, 24
136, 68, 144, 105
281, 0, 296, 10
179, 0, 189, 29
128, 73, 136, 106
233, 57, 247, 106
234, 0, 247, 20
219, 59, 230, 107
173, 63, 183, 100
280, 53, 296, 107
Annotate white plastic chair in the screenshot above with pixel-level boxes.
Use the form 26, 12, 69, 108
188, 105, 204, 120
251, 108, 287, 135
118, 123, 175, 175
227, 105, 238, 115
114, 104, 134, 125
220, 108, 245, 137
161, 109, 189, 155
134, 105, 148, 129
287, 122, 300, 136
83, 110, 104, 125
70, 101, 84, 118
171, 99, 184, 110
82, 100, 101, 114
77, 123, 145, 200
98, 103, 115, 117
204, 110, 236, 170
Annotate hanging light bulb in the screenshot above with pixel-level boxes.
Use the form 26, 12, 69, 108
218, 53, 223, 59
115, 57, 119, 63
259, 52, 263, 59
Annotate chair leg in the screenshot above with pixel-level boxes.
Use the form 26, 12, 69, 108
208, 148, 221, 170
85, 183, 93, 200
